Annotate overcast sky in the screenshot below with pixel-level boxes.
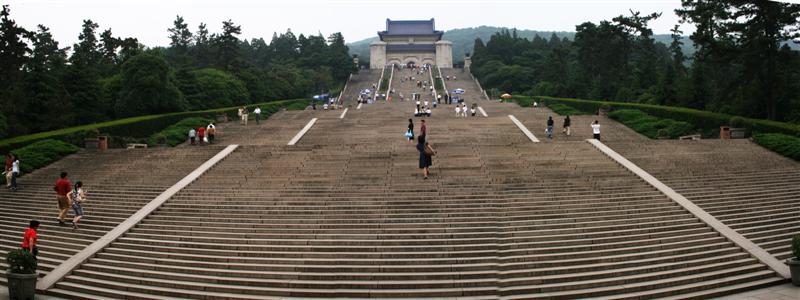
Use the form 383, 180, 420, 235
1, 0, 772, 48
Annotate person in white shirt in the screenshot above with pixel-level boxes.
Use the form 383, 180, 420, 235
592, 120, 601, 140
425, 107, 432, 117
462, 104, 468, 117
470, 107, 476, 117
254, 107, 262, 125
424, 100, 429, 107
414, 107, 420, 117
455, 105, 461, 117
10, 154, 19, 191
416, 100, 421, 111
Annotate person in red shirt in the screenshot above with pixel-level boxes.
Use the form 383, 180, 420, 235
197, 126, 206, 145
54, 172, 72, 225
420, 119, 427, 137
22, 220, 40, 259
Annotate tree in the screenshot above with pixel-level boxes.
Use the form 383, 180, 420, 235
99, 28, 120, 76
70, 19, 102, 67
186, 68, 249, 109
214, 19, 241, 71
117, 37, 142, 64
677, 0, 800, 119
167, 15, 193, 67
614, 11, 662, 91
193, 22, 211, 68
669, 25, 686, 75
326, 32, 355, 81
116, 52, 186, 117
26, 25, 73, 131
0, 5, 33, 136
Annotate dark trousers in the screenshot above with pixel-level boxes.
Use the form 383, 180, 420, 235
255, 114, 261, 124
10, 171, 17, 189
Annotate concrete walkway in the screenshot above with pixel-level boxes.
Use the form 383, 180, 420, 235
713, 283, 799, 300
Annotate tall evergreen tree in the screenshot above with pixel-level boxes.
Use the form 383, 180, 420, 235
0, 5, 32, 136
167, 15, 193, 67
215, 19, 241, 71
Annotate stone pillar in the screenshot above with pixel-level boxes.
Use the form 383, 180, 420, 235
370, 41, 387, 69
464, 56, 472, 68
435, 40, 453, 68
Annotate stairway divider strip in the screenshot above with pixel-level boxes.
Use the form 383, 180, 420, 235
478, 107, 488, 117
287, 118, 317, 146
339, 108, 349, 119
37, 144, 240, 291
586, 139, 790, 279
508, 115, 539, 143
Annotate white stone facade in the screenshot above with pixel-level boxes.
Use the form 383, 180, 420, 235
370, 19, 453, 69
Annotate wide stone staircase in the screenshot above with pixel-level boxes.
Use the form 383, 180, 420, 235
33, 100, 788, 299
439, 67, 487, 103
339, 69, 383, 106
0, 147, 220, 284
608, 140, 800, 261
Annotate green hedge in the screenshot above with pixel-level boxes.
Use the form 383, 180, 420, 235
148, 117, 211, 147
0, 99, 306, 153
532, 96, 800, 138
608, 109, 695, 139
2, 139, 80, 184
753, 133, 800, 161
547, 103, 592, 116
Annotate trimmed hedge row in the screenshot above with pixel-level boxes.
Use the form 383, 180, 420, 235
547, 103, 592, 116
753, 133, 800, 161
0, 99, 306, 153
608, 109, 695, 139
2, 139, 80, 184
148, 117, 211, 147
531, 96, 800, 138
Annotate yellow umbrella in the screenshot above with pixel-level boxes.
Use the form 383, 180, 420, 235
500, 93, 512, 99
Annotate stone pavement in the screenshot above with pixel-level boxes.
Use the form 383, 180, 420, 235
713, 283, 800, 300
0, 288, 66, 299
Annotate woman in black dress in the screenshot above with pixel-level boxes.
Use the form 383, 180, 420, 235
416, 135, 435, 179
407, 119, 415, 143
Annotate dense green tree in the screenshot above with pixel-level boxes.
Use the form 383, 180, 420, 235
214, 19, 242, 71
187, 68, 249, 109
116, 52, 185, 117
326, 32, 355, 81
26, 25, 73, 132
0, 5, 32, 136
0, 4, 372, 139
71, 20, 102, 67
167, 15, 193, 68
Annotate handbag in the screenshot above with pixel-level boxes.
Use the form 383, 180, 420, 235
404, 130, 413, 138
424, 144, 435, 156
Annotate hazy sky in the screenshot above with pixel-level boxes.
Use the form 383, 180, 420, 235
0, 0, 729, 48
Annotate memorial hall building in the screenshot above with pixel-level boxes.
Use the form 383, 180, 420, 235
370, 19, 453, 69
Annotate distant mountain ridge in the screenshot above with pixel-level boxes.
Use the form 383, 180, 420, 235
347, 25, 799, 64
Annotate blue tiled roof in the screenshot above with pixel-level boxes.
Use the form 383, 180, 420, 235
386, 44, 436, 53
378, 19, 444, 40
387, 20, 434, 35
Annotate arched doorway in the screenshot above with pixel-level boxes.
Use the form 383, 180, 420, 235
406, 61, 416, 68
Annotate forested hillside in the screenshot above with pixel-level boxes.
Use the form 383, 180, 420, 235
0, 5, 355, 139
470, 2, 800, 122
347, 26, 704, 64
